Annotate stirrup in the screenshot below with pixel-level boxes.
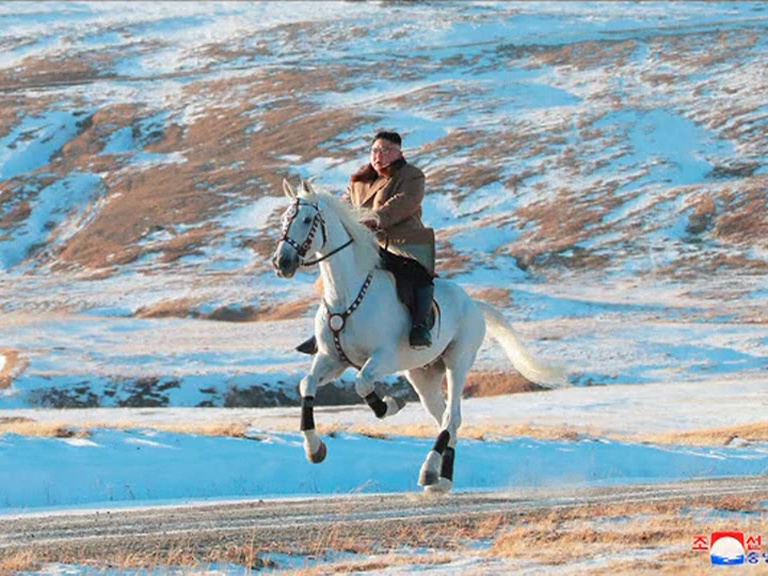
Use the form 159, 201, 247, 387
296, 336, 318, 355
409, 324, 431, 349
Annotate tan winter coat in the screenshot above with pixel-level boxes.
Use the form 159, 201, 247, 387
344, 160, 435, 275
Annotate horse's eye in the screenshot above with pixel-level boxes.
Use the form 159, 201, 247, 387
303, 216, 313, 225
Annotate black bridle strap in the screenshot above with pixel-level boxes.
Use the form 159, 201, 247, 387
280, 197, 355, 266
279, 198, 327, 258
302, 236, 354, 266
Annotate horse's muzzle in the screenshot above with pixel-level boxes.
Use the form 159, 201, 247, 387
272, 244, 299, 278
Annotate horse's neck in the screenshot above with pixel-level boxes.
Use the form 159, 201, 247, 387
318, 221, 371, 310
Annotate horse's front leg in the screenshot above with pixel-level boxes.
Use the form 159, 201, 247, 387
300, 353, 346, 463
355, 349, 405, 419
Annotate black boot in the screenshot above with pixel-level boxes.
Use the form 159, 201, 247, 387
409, 283, 434, 349
296, 336, 317, 355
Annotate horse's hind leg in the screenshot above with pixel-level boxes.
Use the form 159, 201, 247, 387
405, 361, 446, 428
427, 361, 471, 493
425, 347, 478, 494
405, 362, 454, 491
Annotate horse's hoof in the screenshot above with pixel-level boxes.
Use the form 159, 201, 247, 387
383, 395, 406, 417
307, 441, 327, 464
424, 478, 452, 494
418, 469, 439, 486
418, 450, 442, 486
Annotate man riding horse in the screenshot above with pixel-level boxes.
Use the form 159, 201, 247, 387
296, 130, 436, 354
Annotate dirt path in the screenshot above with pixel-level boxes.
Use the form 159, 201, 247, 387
2, 476, 765, 573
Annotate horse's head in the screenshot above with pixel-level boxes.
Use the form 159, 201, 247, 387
272, 179, 327, 278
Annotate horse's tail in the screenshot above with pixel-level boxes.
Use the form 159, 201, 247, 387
475, 300, 569, 388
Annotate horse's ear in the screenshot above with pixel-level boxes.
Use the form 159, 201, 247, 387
301, 179, 314, 195
282, 178, 296, 199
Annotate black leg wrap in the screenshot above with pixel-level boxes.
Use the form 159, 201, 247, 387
433, 429, 450, 455
300, 397, 315, 431
365, 392, 388, 419
440, 447, 455, 481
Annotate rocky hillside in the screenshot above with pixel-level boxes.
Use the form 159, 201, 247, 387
0, 2, 765, 407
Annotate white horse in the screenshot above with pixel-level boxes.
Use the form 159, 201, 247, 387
272, 179, 567, 493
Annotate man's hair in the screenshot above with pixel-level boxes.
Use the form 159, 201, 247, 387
373, 131, 402, 146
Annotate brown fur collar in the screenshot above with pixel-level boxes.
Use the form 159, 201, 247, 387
350, 158, 407, 182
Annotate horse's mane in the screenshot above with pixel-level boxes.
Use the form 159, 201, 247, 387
300, 189, 382, 272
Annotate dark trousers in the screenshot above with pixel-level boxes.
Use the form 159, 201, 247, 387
379, 248, 433, 288
379, 248, 434, 332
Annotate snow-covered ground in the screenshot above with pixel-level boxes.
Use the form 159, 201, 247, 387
2, 376, 767, 513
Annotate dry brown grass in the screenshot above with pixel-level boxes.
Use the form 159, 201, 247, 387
463, 370, 542, 397
533, 39, 638, 70
0, 550, 42, 574
467, 287, 512, 307
5, 409, 765, 451
0, 419, 250, 439
710, 494, 765, 513
0, 420, 90, 439
641, 421, 768, 447
2, 5, 766, 289
715, 184, 768, 244
134, 298, 199, 320
0, 50, 116, 93
134, 296, 314, 321
13, 54, 375, 274
435, 238, 474, 276
493, 514, 684, 565
253, 299, 315, 321
0, 348, 27, 389
2, 539, 272, 574
5, 505, 502, 572
3, 490, 765, 574
277, 552, 455, 576
490, 496, 767, 574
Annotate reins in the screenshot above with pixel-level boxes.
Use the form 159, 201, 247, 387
302, 237, 354, 266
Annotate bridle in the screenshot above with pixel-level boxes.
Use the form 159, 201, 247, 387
279, 198, 354, 266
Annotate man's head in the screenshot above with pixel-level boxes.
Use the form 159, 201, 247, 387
370, 131, 403, 174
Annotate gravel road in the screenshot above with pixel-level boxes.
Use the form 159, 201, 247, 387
2, 476, 765, 569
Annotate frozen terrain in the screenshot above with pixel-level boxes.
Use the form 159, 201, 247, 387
0, 2, 766, 574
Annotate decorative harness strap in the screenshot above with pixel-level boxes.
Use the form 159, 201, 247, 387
324, 271, 374, 369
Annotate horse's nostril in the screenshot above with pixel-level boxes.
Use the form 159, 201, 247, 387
279, 257, 291, 270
